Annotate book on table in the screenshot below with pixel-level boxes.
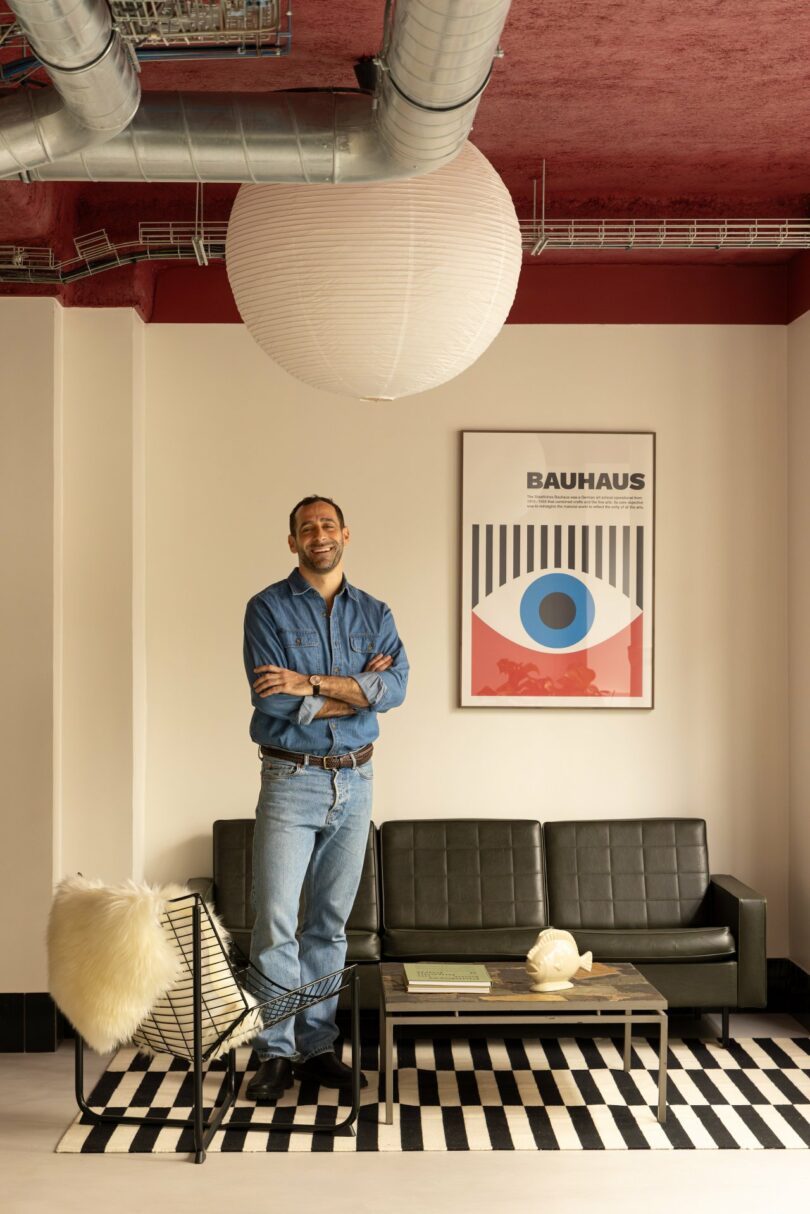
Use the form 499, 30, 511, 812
403, 962, 492, 992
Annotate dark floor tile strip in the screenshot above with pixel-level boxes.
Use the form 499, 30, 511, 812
679, 1039, 722, 1069
577, 1039, 609, 1070
724, 1068, 769, 1105
442, 1106, 469, 1150
765, 1069, 810, 1106
572, 1069, 605, 1106
80, 1122, 120, 1153
399, 1104, 423, 1151
692, 1104, 739, 1149
310, 1106, 337, 1151
503, 1037, 532, 1071
754, 1039, 800, 1069
568, 1105, 604, 1149
657, 1109, 694, 1149
494, 1069, 521, 1105
524, 1105, 560, 1150
456, 1070, 482, 1105
775, 1105, 810, 1146
86, 1068, 124, 1106
355, 1104, 379, 1152
417, 1067, 440, 1108
468, 1038, 493, 1071
610, 1105, 650, 1149
483, 1106, 513, 1149
734, 1103, 785, 1149
533, 1070, 564, 1106
433, 1039, 455, 1071
689, 1069, 729, 1104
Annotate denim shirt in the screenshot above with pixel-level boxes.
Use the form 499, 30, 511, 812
244, 568, 409, 756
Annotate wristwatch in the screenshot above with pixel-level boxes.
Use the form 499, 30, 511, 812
309, 675, 322, 692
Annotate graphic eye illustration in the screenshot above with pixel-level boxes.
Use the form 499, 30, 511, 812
474, 569, 641, 655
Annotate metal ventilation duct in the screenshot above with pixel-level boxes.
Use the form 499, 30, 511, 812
0, 0, 140, 177
2, 0, 512, 183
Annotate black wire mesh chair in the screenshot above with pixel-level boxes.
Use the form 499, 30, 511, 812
73, 892, 362, 1163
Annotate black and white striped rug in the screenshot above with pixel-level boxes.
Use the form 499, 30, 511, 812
57, 1035, 810, 1153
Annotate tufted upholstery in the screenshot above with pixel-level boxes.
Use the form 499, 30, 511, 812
544, 818, 711, 930
212, 818, 381, 962
197, 815, 766, 1012
379, 819, 546, 957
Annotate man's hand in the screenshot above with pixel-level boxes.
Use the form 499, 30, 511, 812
365, 653, 393, 673
253, 654, 393, 702
252, 665, 312, 698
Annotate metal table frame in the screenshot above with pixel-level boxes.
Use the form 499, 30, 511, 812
379, 966, 668, 1126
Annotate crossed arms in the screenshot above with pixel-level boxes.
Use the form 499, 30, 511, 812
252, 653, 393, 719
244, 599, 408, 725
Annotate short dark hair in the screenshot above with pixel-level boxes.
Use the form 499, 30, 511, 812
289, 495, 345, 536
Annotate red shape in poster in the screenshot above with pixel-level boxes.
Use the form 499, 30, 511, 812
471, 611, 644, 698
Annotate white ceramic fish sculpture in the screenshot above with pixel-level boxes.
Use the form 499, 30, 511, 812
525, 927, 593, 992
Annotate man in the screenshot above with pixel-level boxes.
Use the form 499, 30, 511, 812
243, 495, 408, 1100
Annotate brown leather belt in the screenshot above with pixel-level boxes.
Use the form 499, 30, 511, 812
260, 743, 373, 770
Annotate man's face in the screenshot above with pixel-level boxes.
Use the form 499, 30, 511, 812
289, 501, 349, 575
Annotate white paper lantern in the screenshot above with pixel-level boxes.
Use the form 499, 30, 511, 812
225, 143, 522, 400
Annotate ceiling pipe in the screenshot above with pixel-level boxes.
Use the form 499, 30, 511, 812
0, 0, 140, 178
17, 0, 512, 183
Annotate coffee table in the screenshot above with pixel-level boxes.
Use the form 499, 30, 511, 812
379, 960, 668, 1125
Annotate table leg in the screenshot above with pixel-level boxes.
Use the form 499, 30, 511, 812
623, 1012, 632, 1070
385, 1016, 395, 1126
657, 1011, 668, 1123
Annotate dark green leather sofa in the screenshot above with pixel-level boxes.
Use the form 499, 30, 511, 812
196, 816, 766, 1038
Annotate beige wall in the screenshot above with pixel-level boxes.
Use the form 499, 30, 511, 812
0, 304, 798, 990
788, 310, 810, 971
143, 322, 790, 953
0, 299, 59, 991
59, 309, 145, 883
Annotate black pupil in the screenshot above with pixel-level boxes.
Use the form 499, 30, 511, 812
539, 592, 576, 630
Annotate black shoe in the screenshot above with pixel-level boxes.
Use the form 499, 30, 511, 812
245, 1057, 294, 1101
293, 1050, 368, 1089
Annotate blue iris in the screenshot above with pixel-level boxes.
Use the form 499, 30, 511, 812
519, 573, 595, 649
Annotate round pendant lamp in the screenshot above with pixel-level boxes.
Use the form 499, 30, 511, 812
225, 142, 522, 401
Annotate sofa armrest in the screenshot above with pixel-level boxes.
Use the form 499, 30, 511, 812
709, 874, 767, 1008
187, 876, 214, 903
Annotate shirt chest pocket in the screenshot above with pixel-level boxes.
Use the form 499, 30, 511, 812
279, 628, 318, 661
349, 633, 381, 663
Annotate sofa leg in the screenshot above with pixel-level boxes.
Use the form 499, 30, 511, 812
720, 1008, 730, 1049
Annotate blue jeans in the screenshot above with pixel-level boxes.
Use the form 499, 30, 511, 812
249, 753, 373, 1061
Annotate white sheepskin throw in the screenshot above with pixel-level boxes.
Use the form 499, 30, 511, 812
48, 876, 261, 1059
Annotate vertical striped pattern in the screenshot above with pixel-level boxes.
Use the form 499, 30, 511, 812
58, 1037, 810, 1154
470, 525, 647, 609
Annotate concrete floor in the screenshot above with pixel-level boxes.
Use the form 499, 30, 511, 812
2, 1012, 810, 1214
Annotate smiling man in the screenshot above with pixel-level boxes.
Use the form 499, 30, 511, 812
242, 495, 408, 1100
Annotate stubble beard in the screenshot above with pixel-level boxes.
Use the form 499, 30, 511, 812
299, 538, 344, 575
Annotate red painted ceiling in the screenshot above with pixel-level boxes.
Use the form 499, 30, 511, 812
1, 0, 809, 316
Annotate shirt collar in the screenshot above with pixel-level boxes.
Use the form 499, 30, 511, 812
287, 567, 358, 601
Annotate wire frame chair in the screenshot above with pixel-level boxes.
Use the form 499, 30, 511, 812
73, 892, 362, 1163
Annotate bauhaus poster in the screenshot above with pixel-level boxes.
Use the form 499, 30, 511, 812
461, 432, 655, 708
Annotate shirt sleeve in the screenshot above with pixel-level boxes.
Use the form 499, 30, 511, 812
244, 595, 308, 722
352, 604, 409, 713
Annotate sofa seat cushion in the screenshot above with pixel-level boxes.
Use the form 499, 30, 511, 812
383, 927, 543, 959
569, 925, 736, 963
347, 930, 382, 962
225, 928, 381, 963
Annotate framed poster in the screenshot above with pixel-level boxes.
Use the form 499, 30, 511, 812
461, 431, 655, 708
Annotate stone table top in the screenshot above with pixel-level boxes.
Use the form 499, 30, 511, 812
380, 961, 667, 1013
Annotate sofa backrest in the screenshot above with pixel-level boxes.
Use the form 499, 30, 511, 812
212, 818, 380, 944
379, 819, 547, 957
544, 818, 710, 929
